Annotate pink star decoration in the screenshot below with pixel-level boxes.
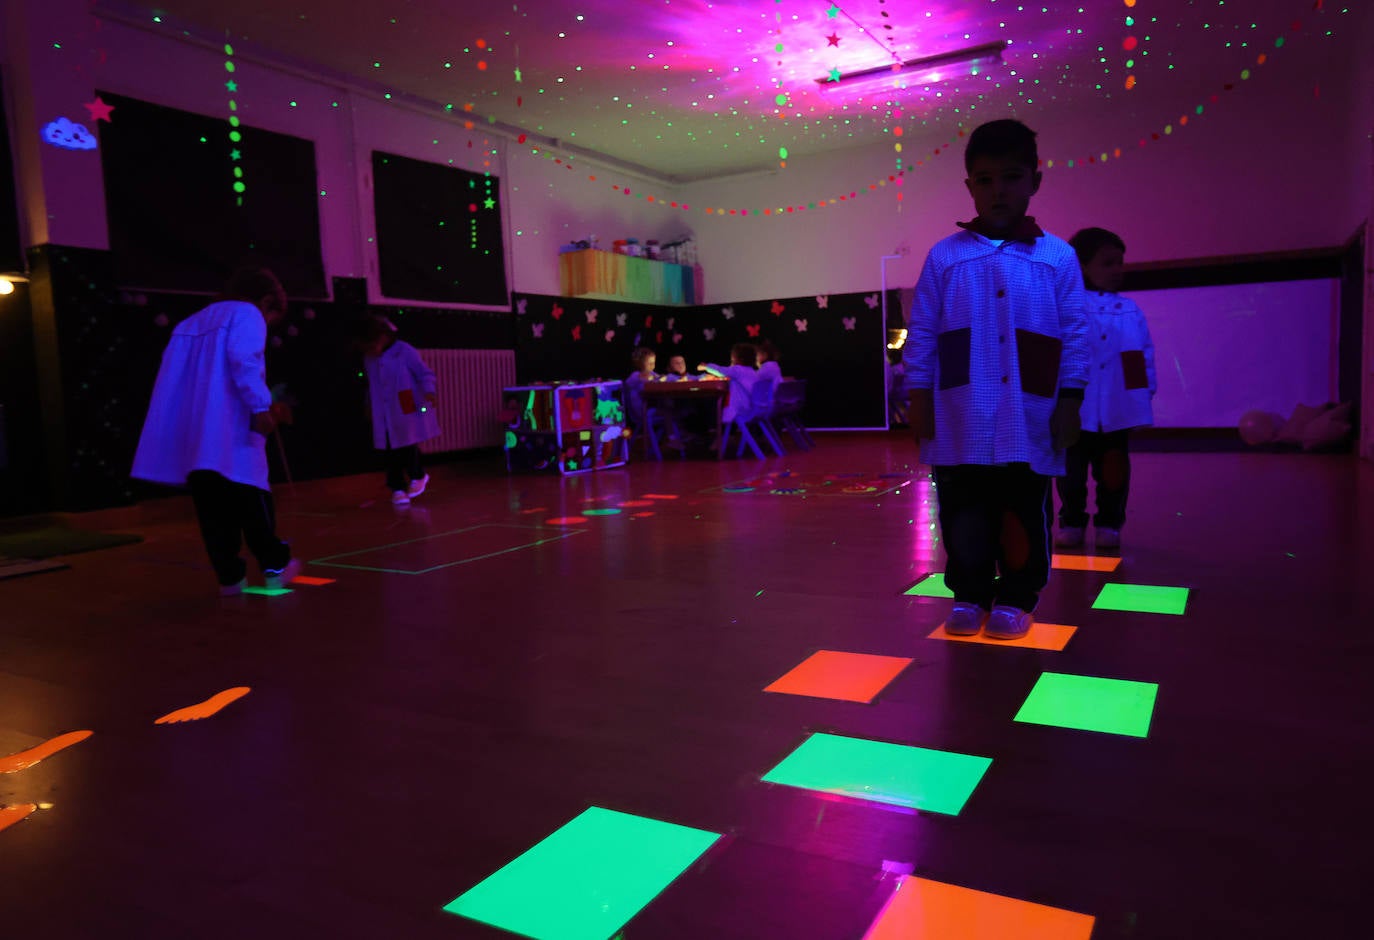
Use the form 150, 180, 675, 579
83, 96, 114, 122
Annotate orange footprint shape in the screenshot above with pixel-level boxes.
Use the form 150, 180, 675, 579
155, 687, 251, 724
0, 730, 93, 774
0, 803, 38, 833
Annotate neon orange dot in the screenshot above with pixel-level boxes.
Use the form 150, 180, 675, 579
477, 61, 487, 70
1125, 75, 1137, 90
1257, 53, 1267, 65
893, 126, 903, 136
476, 38, 487, 49
1123, 36, 1138, 51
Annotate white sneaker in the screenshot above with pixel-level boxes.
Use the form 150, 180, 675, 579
1095, 527, 1121, 549
392, 489, 411, 505
264, 557, 303, 590
985, 605, 1033, 640
944, 602, 988, 636
406, 474, 430, 499
1054, 526, 1085, 548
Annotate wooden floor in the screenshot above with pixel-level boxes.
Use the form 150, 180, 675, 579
2, 434, 1371, 939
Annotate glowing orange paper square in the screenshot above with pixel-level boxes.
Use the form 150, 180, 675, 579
764, 650, 913, 703
289, 576, 336, 586
928, 622, 1077, 651
1052, 553, 1122, 572
863, 876, 1095, 940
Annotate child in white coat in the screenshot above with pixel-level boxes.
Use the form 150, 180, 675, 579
360, 316, 440, 505
1055, 228, 1157, 549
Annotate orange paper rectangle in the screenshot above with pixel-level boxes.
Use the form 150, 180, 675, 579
863, 876, 1095, 940
1052, 554, 1122, 572
288, 576, 336, 586
764, 650, 913, 703
928, 622, 1077, 651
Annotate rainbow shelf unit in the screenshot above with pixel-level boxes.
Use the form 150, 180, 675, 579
502, 381, 629, 475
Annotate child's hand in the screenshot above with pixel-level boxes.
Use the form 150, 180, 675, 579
250, 412, 276, 437
1050, 398, 1082, 450
908, 389, 935, 443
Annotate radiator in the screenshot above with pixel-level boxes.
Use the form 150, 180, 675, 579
415, 349, 517, 453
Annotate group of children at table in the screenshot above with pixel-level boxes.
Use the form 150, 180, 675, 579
624, 340, 784, 449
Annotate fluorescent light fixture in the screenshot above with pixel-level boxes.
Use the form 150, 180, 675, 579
817, 40, 1007, 91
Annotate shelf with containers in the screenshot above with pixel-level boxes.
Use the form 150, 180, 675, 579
501, 381, 630, 474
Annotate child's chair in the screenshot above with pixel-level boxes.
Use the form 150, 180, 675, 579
747, 376, 787, 456
771, 380, 813, 450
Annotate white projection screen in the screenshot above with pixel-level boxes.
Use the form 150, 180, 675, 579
1124, 278, 1339, 427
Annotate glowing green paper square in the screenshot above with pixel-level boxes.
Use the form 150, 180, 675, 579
1014, 672, 1158, 737
242, 586, 292, 596
904, 573, 953, 598
444, 806, 720, 940
1093, 583, 1189, 615
761, 733, 991, 815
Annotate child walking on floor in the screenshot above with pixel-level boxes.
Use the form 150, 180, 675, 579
903, 119, 1090, 640
1054, 227, 1156, 550
360, 316, 439, 505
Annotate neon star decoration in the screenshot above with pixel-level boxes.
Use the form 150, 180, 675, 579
82, 96, 114, 122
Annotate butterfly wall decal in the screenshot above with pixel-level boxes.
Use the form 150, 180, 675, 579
816, 295, 830, 309
532, 323, 544, 338
794, 319, 809, 333
842, 317, 857, 331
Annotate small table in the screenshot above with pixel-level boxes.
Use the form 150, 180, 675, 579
640, 380, 729, 458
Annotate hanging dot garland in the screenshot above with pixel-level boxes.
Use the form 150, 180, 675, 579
223, 40, 245, 205
1042, 16, 1302, 171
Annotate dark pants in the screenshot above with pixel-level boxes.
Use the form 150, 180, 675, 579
933, 463, 1052, 612
1057, 430, 1131, 529
384, 444, 423, 492
188, 470, 290, 586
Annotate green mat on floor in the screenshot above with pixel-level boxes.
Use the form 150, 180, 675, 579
0, 525, 143, 560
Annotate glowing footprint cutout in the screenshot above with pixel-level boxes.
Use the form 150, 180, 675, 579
0, 730, 93, 774
0, 803, 39, 833
155, 687, 251, 724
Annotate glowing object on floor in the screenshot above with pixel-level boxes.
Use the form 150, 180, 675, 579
862, 875, 1095, 940
544, 517, 589, 525
1052, 553, 1122, 572
243, 586, 292, 596
1093, 583, 1189, 615
904, 573, 953, 598
0, 730, 93, 773
443, 806, 720, 940
288, 575, 336, 586
761, 733, 991, 815
155, 687, 251, 724
764, 651, 913, 703
582, 508, 621, 516
0, 803, 38, 833
929, 621, 1077, 651
1014, 672, 1158, 738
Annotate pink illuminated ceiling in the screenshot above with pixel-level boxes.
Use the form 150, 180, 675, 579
106, 1, 1359, 181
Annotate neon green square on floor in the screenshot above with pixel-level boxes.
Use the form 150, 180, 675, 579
905, 573, 953, 598
443, 806, 721, 940
1014, 672, 1159, 738
761, 732, 992, 815
1093, 583, 1189, 615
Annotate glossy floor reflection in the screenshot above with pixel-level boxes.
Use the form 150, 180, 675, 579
1, 435, 1372, 939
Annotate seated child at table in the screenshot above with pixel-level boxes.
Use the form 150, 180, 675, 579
699, 342, 760, 423
625, 346, 660, 430
663, 354, 692, 381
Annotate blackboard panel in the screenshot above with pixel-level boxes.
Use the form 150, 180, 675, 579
372, 150, 508, 306
97, 91, 326, 297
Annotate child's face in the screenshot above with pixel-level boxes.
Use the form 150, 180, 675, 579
668, 356, 686, 374
964, 155, 1041, 236
643, 354, 657, 373
1083, 244, 1125, 292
